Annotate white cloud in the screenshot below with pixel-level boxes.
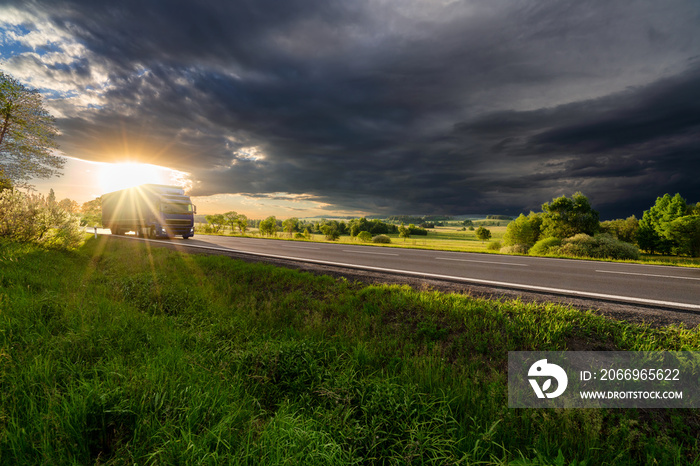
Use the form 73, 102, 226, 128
0, 6, 112, 117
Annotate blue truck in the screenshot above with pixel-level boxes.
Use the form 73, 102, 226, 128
102, 184, 196, 239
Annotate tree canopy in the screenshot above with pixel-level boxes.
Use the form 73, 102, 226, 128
540, 192, 599, 239
638, 193, 700, 256
0, 71, 64, 187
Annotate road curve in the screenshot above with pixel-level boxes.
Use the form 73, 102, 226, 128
106, 233, 700, 312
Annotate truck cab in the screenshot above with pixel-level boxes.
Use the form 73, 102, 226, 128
102, 184, 196, 239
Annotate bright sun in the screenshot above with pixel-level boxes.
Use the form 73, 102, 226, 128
97, 162, 181, 194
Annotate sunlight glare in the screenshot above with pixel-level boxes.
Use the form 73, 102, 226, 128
97, 162, 190, 194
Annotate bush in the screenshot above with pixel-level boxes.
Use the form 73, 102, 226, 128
357, 231, 372, 242
372, 234, 391, 244
500, 244, 529, 255
558, 233, 595, 257
0, 189, 84, 250
487, 241, 502, 251
559, 233, 640, 260
529, 237, 562, 256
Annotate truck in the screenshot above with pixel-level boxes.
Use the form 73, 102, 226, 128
102, 184, 196, 239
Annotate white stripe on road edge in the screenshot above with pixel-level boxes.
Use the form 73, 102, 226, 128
342, 249, 399, 256
436, 257, 528, 267
596, 270, 700, 281
116, 236, 700, 311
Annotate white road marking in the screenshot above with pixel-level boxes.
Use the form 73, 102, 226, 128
113, 235, 700, 311
342, 249, 399, 256
595, 270, 700, 281
436, 257, 528, 267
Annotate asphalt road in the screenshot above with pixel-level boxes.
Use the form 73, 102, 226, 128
107, 232, 700, 312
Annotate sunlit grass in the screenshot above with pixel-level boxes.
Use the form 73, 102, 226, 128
1, 237, 699, 464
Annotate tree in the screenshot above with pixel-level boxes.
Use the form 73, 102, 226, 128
205, 214, 225, 233
665, 215, 700, 257
259, 216, 277, 236
349, 217, 371, 236
236, 214, 248, 235
599, 216, 638, 244
638, 193, 688, 254
541, 192, 599, 239
58, 198, 79, 214
320, 224, 340, 241
283, 217, 299, 237
503, 213, 538, 247
80, 197, 102, 226
223, 211, 238, 233
0, 71, 64, 186
398, 224, 410, 241
0, 174, 11, 191
475, 226, 491, 242
357, 231, 372, 242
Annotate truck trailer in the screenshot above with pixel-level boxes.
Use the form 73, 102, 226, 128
102, 184, 196, 239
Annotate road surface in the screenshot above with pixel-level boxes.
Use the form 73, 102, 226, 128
104, 232, 700, 312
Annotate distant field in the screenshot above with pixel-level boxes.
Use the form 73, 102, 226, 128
1, 237, 699, 464
197, 224, 510, 253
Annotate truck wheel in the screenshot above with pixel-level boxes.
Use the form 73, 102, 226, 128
149, 228, 156, 239
182, 235, 189, 240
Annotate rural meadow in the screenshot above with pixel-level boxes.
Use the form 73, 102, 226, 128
3, 0, 700, 464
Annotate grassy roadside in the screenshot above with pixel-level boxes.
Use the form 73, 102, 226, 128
1, 237, 699, 464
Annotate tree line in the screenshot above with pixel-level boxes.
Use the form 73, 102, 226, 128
204, 215, 415, 241
500, 192, 700, 258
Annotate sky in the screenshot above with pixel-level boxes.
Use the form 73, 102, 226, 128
1, 0, 699, 219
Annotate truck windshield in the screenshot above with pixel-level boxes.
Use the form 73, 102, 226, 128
161, 203, 193, 214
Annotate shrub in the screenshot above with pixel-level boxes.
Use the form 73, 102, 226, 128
487, 241, 502, 251
530, 237, 562, 256
372, 234, 391, 243
500, 244, 529, 255
558, 233, 595, 257
0, 189, 84, 250
556, 233, 640, 260
357, 231, 372, 242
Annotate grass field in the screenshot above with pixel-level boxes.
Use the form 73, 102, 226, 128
198, 224, 509, 254
1, 237, 699, 464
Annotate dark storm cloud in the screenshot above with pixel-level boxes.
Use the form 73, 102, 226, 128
450, 63, 700, 216
8, 0, 700, 217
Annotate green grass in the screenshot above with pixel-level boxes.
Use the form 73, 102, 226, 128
198, 224, 508, 253
1, 237, 699, 464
